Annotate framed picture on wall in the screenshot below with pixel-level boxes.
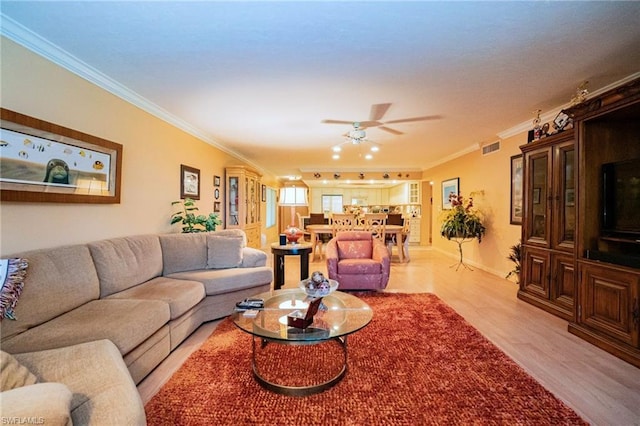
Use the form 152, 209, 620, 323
180, 164, 200, 200
214, 175, 221, 187
510, 154, 523, 224
441, 177, 459, 209
214, 201, 221, 212
0, 108, 123, 204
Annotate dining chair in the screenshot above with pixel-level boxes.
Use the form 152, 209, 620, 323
385, 213, 403, 249
296, 212, 310, 243
401, 218, 411, 262
307, 213, 327, 258
330, 213, 356, 237
363, 213, 387, 243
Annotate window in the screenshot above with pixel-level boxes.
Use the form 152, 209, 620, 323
266, 187, 276, 228
322, 194, 343, 214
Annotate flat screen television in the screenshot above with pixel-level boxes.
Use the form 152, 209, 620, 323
602, 158, 640, 238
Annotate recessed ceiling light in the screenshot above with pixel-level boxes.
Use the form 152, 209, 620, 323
332, 146, 341, 152
332, 154, 340, 160
365, 154, 373, 160
371, 146, 379, 152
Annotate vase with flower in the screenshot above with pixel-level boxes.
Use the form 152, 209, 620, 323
440, 192, 486, 270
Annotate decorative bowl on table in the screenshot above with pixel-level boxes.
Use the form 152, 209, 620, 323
300, 271, 339, 297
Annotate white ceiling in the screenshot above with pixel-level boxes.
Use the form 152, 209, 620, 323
2, 1, 640, 186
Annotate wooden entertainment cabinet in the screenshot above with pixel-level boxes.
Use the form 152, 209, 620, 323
519, 77, 640, 368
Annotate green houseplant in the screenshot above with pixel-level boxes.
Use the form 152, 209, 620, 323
505, 241, 522, 284
440, 192, 486, 270
171, 198, 221, 233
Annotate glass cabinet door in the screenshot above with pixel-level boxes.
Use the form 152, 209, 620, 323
228, 176, 239, 226
555, 143, 575, 248
528, 151, 550, 243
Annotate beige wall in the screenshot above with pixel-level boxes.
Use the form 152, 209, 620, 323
0, 38, 277, 255
424, 134, 524, 277
1, 38, 524, 278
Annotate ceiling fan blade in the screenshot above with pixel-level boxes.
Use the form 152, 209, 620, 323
369, 103, 392, 121
385, 115, 443, 124
378, 126, 404, 135
322, 119, 354, 125
357, 121, 380, 128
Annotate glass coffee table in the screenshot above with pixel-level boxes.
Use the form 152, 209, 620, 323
232, 289, 373, 396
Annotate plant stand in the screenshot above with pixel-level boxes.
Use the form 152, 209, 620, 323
450, 237, 473, 271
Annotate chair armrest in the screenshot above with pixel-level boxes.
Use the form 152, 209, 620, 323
325, 239, 339, 277
240, 247, 267, 267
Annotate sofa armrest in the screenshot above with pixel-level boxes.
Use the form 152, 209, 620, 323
240, 247, 267, 268
0, 382, 73, 426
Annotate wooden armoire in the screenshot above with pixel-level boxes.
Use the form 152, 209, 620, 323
519, 77, 640, 368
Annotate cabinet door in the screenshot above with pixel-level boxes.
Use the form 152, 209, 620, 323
579, 263, 639, 347
521, 246, 550, 299
227, 176, 240, 227
552, 142, 576, 251
550, 252, 575, 315
525, 149, 551, 246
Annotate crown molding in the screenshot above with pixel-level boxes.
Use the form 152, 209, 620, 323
0, 14, 266, 174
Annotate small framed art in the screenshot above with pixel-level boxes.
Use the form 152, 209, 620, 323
441, 177, 459, 209
180, 165, 200, 200
510, 154, 523, 225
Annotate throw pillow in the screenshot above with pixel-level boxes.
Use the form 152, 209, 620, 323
207, 235, 244, 269
1, 351, 38, 392
0, 257, 29, 320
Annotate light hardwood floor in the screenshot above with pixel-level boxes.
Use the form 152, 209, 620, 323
138, 246, 640, 425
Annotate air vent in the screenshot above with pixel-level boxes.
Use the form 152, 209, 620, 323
482, 141, 501, 155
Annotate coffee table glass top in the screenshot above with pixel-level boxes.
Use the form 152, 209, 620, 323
232, 289, 372, 342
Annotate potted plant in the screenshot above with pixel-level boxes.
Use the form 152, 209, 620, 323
440, 192, 486, 270
171, 198, 221, 233
505, 241, 521, 284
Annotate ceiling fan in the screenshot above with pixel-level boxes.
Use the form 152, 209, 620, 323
330, 122, 379, 160
321, 103, 442, 136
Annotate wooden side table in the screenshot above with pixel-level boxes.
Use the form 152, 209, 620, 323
270, 243, 313, 290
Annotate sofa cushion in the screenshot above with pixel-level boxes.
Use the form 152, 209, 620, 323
207, 235, 244, 269
1, 245, 100, 342
338, 258, 382, 275
159, 233, 208, 275
89, 235, 163, 297
1, 299, 170, 356
107, 276, 205, 320
15, 340, 146, 426
337, 240, 373, 259
166, 266, 273, 296
0, 382, 73, 426
1, 350, 38, 391
0, 257, 29, 320
211, 229, 247, 247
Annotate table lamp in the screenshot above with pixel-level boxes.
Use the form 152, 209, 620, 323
279, 186, 308, 244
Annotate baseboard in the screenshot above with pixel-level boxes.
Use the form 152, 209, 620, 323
432, 247, 506, 278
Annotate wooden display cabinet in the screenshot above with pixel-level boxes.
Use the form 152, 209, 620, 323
225, 166, 262, 248
566, 77, 640, 368
519, 130, 576, 321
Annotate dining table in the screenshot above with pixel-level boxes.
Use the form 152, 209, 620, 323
306, 224, 405, 263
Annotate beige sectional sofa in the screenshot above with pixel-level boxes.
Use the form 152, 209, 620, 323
0, 230, 272, 425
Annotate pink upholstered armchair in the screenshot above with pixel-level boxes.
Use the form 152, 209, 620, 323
325, 231, 391, 291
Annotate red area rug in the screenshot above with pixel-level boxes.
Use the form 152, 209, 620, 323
145, 293, 586, 425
